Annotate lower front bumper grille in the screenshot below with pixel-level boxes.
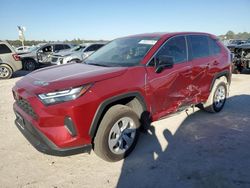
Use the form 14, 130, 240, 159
13, 109, 92, 156
16, 99, 37, 119
51, 57, 58, 62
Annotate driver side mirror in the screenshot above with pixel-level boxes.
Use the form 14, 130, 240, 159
155, 55, 174, 73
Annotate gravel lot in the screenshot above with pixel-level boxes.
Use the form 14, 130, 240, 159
0, 71, 250, 188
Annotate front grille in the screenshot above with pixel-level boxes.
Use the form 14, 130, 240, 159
16, 99, 37, 119
51, 57, 58, 62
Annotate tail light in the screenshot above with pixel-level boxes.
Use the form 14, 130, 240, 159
12, 54, 21, 61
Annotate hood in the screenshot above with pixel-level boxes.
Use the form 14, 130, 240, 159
52, 49, 74, 57
19, 50, 37, 58
16, 63, 127, 94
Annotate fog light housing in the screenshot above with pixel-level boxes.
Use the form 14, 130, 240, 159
64, 117, 77, 137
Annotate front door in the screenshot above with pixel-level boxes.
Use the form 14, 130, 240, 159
37, 45, 53, 63
145, 36, 193, 119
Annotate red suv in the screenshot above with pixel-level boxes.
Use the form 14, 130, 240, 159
13, 32, 231, 162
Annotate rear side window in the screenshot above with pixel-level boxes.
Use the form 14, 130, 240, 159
155, 36, 187, 64
189, 35, 209, 59
85, 44, 104, 52
209, 38, 221, 56
0, 44, 12, 54
63, 44, 71, 49
54, 44, 65, 51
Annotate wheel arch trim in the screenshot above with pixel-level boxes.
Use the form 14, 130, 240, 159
209, 70, 231, 91
88, 91, 147, 138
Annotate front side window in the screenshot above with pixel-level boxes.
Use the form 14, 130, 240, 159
85, 44, 104, 52
41, 45, 52, 53
85, 36, 160, 67
63, 45, 71, 49
154, 36, 187, 65
189, 35, 209, 59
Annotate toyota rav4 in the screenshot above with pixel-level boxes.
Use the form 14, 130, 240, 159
13, 32, 231, 162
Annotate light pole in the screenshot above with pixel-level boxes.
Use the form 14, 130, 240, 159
17, 26, 26, 48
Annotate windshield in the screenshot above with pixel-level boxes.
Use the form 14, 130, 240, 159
85, 36, 160, 67
29, 46, 39, 52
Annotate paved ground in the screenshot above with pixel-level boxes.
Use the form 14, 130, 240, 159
0, 71, 250, 188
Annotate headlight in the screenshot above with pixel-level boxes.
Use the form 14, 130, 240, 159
38, 84, 92, 105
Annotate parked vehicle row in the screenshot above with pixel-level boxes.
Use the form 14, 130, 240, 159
19, 42, 105, 71
50, 43, 105, 65
227, 39, 250, 73
20, 43, 74, 71
0, 41, 106, 79
12, 32, 231, 161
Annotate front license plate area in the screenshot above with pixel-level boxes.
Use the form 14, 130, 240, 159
15, 112, 25, 130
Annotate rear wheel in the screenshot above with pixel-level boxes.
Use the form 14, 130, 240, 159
199, 77, 228, 113
23, 59, 37, 71
69, 59, 81, 63
94, 105, 140, 162
0, 64, 13, 79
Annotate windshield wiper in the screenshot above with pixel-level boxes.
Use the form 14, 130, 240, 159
87, 63, 110, 67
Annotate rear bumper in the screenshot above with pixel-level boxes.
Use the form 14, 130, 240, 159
14, 109, 92, 156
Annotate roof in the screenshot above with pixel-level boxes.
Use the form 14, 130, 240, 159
125, 32, 216, 39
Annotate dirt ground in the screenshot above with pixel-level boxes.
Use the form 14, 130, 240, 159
0, 71, 250, 188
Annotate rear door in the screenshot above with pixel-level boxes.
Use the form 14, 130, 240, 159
146, 35, 193, 118
187, 35, 215, 102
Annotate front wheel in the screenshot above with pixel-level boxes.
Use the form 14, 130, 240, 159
94, 105, 140, 162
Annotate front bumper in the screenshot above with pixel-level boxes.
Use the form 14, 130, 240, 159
14, 109, 92, 156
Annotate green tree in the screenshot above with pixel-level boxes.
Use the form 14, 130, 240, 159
225, 30, 235, 39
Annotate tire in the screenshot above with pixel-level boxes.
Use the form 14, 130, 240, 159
200, 76, 228, 113
94, 105, 140, 162
23, 59, 37, 71
232, 63, 240, 74
0, 64, 13, 79
69, 59, 81, 63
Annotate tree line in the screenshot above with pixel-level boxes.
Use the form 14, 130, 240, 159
5, 38, 108, 47
218, 31, 250, 41
3, 31, 250, 47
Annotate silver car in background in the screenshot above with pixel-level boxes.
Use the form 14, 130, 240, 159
20, 43, 74, 71
50, 43, 105, 65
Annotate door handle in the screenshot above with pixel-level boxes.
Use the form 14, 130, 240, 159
213, 60, 219, 65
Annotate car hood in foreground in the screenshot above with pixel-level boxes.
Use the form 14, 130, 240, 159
15, 63, 127, 94
52, 50, 75, 57
19, 51, 37, 58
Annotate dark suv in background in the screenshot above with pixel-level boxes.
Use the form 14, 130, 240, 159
13, 32, 231, 162
20, 43, 73, 71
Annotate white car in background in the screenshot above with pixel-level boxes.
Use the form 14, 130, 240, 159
15, 46, 31, 53
50, 43, 106, 65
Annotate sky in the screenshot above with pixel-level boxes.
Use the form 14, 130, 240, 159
0, 0, 249, 41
